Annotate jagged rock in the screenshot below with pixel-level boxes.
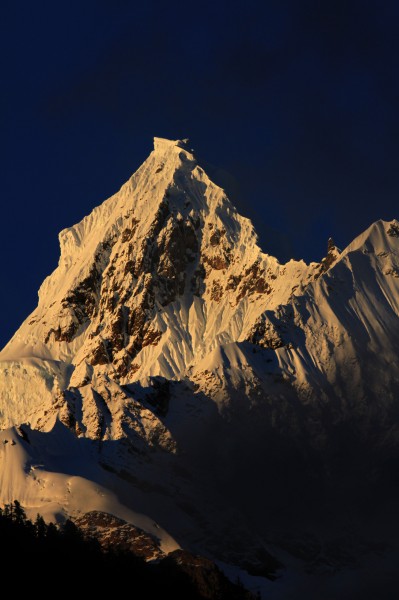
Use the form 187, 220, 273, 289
75, 511, 164, 560
387, 223, 399, 237
314, 237, 341, 278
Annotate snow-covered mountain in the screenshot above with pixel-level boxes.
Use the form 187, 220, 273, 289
1, 137, 399, 586
0, 137, 320, 433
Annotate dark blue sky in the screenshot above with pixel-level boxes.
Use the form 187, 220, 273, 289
2, 0, 399, 347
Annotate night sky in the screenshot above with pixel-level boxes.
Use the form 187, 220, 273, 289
2, 0, 399, 348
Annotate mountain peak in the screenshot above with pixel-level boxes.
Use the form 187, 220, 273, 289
153, 137, 193, 156
2, 137, 399, 586
5, 136, 397, 444
0, 136, 319, 413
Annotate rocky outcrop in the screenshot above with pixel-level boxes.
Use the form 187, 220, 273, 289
248, 316, 286, 349
75, 511, 164, 560
387, 222, 399, 237
314, 237, 341, 279
160, 550, 257, 599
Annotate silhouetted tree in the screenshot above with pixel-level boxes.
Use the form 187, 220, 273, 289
34, 514, 46, 539
13, 500, 26, 525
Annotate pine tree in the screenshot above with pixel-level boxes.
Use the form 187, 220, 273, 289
34, 514, 46, 539
13, 500, 26, 524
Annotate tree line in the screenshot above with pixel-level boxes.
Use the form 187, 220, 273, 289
0, 501, 256, 599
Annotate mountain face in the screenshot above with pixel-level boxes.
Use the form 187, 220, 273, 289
0, 137, 320, 435
1, 138, 399, 590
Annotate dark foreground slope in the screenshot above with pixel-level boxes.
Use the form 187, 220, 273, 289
0, 501, 254, 599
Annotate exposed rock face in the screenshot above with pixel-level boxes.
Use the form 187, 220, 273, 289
314, 237, 341, 278
248, 315, 286, 350
387, 222, 399, 237
75, 511, 164, 560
